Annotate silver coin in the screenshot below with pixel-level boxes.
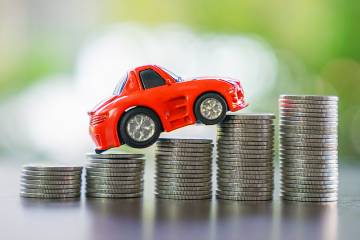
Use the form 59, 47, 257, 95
280, 137, 338, 144
217, 178, 271, 184
279, 98, 338, 105
21, 179, 81, 185
157, 141, 213, 146
280, 149, 337, 156
86, 153, 144, 159
217, 136, 274, 142
23, 165, 83, 172
86, 173, 143, 178
281, 183, 338, 189
155, 185, 211, 191
21, 188, 80, 194
279, 95, 338, 101
222, 119, 274, 125
156, 152, 212, 157
279, 154, 338, 161
86, 180, 143, 186
280, 116, 338, 123
217, 157, 274, 163
281, 171, 338, 177
219, 169, 273, 175
280, 145, 337, 152
156, 168, 210, 174
156, 164, 211, 170
225, 114, 275, 120
280, 166, 338, 173
218, 182, 273, 188
87, 163, 144, 169
219, 128, 274, 134
156, 144, 213, 150
86, 175, 143, 181
156, 173, 211, 178
155, 160, 211, 166
86, 188, 142, 194
280, 107, 338, 114
280, 111, 338, 118
281, 195, 337, 202
280, 132, 337, 139
157, 138, 212, 144
218, 132, 274, 138
280, 128, 337, 136
219, 123, 274, 129
156, 146, 213, 153
155, 155, 212, 161
217, 194, 272, 201
89, 159, 144, 164
20, 192, 80, 199
155, 177, 210, 183
217, 161, 273, 167
280, 179, 338, 185
156, 181, 211, 187
22, 170, 82, 176
155, 194, 211, 200
218, 140, 274, 146
216, 190, 272, 197
156, 189, 211, 195
281, 191, 337, 198
218, 166, 274, 171
21, 183, 81, 189
280, 141, 338, 148
217, 173, 273, 180
21, 175, 81, 181
86, 183, 142, 189
218, 153, 274, 159
86, 167, 143, 173
280, 120, 338, 127
280, 162, 338, 169
281, 175, 338, 181
280, 124, 338, 131
279, 102, 338, 109
218, 148, 273, 155
281, 187, 337, 193
218, 186, 273, 192
218, 145, 273, 151
86, 192, 142, 198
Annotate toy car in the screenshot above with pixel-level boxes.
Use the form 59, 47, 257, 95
88, 65, 247, 153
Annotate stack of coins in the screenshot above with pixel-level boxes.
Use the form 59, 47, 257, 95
20, 165, 82, 199
85, 153, 145, 198
279, 95, 338, 202
155, 138, 213, 200
217, 114, 275, 201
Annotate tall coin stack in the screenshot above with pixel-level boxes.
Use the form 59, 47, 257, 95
217, 114, 275, 201
20, 165, 82, 199
279, 95, 338, 202
155, 138, 213, 200
85, 153, 145, 198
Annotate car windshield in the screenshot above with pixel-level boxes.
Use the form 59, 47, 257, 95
159, 66, 182, 82
113, 73, 128, 95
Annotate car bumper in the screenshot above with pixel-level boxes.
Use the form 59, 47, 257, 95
89, 120, 120, 151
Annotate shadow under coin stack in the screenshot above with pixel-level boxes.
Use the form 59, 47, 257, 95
217, 114, 275, 201
155, 138, 213, 200
85, 153, 145, 198
279, 95, 338, 202
20, 165, 82, 199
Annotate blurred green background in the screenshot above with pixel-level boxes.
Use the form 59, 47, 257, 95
0, 0, 359, 161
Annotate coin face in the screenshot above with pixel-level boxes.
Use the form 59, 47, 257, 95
23, 165, 83, 172
279, 95, 338, 101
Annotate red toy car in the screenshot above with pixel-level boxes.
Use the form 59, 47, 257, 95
88, 65, 247, 153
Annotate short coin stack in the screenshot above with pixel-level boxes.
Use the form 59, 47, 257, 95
85, 153, 145, 198
217, 114, 275, 201
155, 138, 213, 200
20, 165, 82, 199
279, 95, 338, 202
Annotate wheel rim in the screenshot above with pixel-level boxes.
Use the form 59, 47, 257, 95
200, 97, 223, 120
126, 114, 156, 142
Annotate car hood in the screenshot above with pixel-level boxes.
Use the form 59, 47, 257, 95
187, 76, 240, 87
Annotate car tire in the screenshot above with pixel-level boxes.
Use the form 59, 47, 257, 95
119, 107, 162, 148
194, 93, 227, 125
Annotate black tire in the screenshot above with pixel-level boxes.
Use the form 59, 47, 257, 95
119, 107, 162, 148
194, 93, 227, 125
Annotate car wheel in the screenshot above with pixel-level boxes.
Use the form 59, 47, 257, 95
119, 107, 162, 148
195, 93, 227, 125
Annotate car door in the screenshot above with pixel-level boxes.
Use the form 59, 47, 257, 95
138, 68, 193, 130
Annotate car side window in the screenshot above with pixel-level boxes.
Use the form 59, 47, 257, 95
139, 69, 166, 89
